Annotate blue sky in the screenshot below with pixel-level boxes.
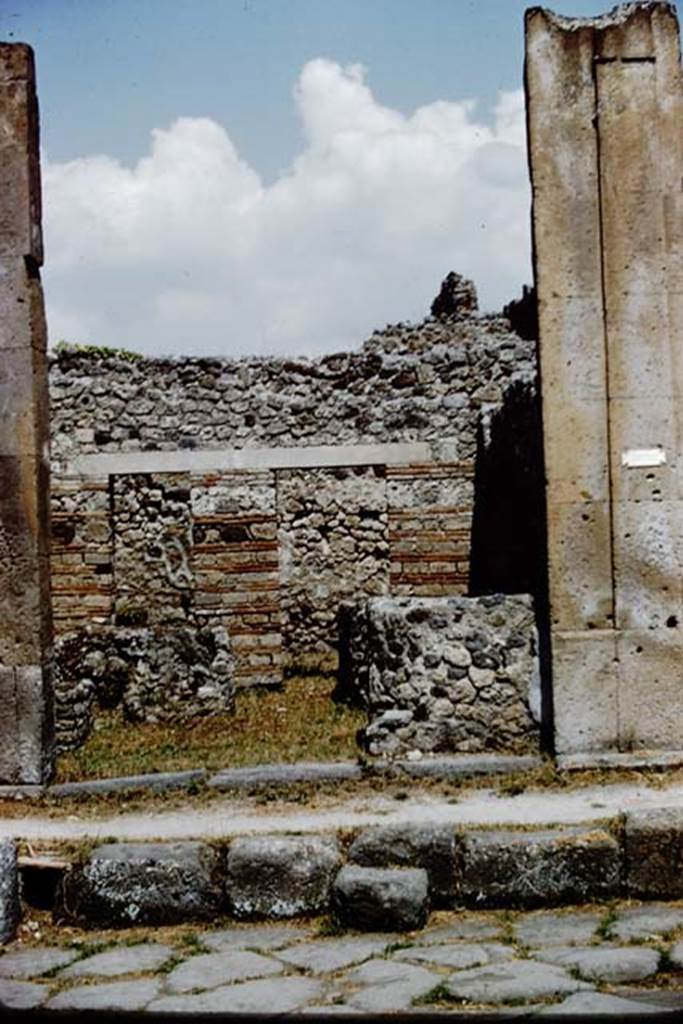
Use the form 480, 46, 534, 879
1, 0, 676, 357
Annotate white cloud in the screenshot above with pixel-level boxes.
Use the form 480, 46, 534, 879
42, 60, 531, 358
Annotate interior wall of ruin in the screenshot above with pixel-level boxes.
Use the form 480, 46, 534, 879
47, 312, 542, 747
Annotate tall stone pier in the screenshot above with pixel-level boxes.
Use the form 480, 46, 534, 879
0, 44, 54, 782
526, 3, 683, 753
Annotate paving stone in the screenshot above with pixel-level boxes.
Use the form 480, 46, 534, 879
514, 909, 603, 947
332, 865, 430, 931
625, 808, 683, 899
461, 825, 621, 908
300, 1004, 362, 1015
202, 923, 312, 952
612, 987, 683, 1010
46, 978, 162, 1011
668, 940, 683, 969
393, 941, 515, 969
0, 978, 48, 1009
60, 942, 174, 978
611, 903, 683, 941
225, 835, 341, 918
348, 823, 458, 907
56, 841, 223, 927
420, 916, 503, 943
0, 840, 19, 945
343, 958, 441, 1012
536, 990, 675, 1016
536, 944, 660, 982
275, 936, 388, 974
0, 946, 79, 978
444, 960, 592, 1004
148, 975, 325, 1014
165, 949, 285, 993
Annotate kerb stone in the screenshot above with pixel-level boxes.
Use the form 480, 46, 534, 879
348, 822, 458, 907
0, 839, 19, 944
55, 841, 223, 927
225, 835, 341, 919
461, 825, 621, 908
625, 808, 683, 899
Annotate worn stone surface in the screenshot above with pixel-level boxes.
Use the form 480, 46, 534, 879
610, 903, 683, 942
46, 978, 161, 1011
208, 762, 362, 791
202, 923, 312, 952
225, 835, 341, 919
461, 825, 620, 908
537, 990, 672, 1017
394, 941, 514, 969
59, 943, 174, 979
331, 865, 430, 932
538, 944, 660, 983
165, 950, 284, 993
514, 909, 603, 948
526, 0, 683, 753
0, 947, 78, 978
148, 976, 326, 1015
275, 937, 388, 974
625, 808, 683, 900
0, 44, 54, 785
0, 979, 48, 1010
343, 958, 440, 1012
56, 841, 223, 927
348, 823, 458, 907
445, 959, 591, 1004
0, 840, 19, 945
343, 594, 541, 757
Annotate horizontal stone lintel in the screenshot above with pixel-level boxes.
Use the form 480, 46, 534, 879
57, 442, 436, 478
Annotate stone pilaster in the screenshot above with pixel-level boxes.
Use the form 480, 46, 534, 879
0, 44, 54, 782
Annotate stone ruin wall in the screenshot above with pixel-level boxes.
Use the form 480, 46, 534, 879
47, 305, 540, 749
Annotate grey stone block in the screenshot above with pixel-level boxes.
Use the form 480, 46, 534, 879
46, 978, 162, 1011
536, 945, 660, 983
225, 835, 341, 919
165, 949, 284, 993
275, 937, 388, 974
0, 839, 19, 944
611, 903, 683, 942
348, 823, 458, 907
202, 923, 312, 952
148, 976, 326, 1015
331, 865, 430, 932
344, 959, 441, 1011
0, 979, 48, 1010
625, 808, 683, 899
208, 761, 362, 791
461, 825, 621, 908
0, 947, 79, 979
60, 943, 174, 979
536, 991, 671, 1016
393, 941, 514, 969
56, 841, 223, 927
48, 769, 206, 798
514, 909, 603, 947
444, 959, 591, 1004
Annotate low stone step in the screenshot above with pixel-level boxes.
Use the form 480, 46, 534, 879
331, 865, 430, 931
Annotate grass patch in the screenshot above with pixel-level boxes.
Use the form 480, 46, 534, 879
57, 676, 365, 781
412, 982, 453, 1006
595, 901, 619, 941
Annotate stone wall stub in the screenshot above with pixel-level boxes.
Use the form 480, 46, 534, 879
0, 44, 54, 783
526, 2, 683, 752
341, 594, 541, 757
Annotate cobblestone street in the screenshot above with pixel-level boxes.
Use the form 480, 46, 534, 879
3, 900, 683, 1015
